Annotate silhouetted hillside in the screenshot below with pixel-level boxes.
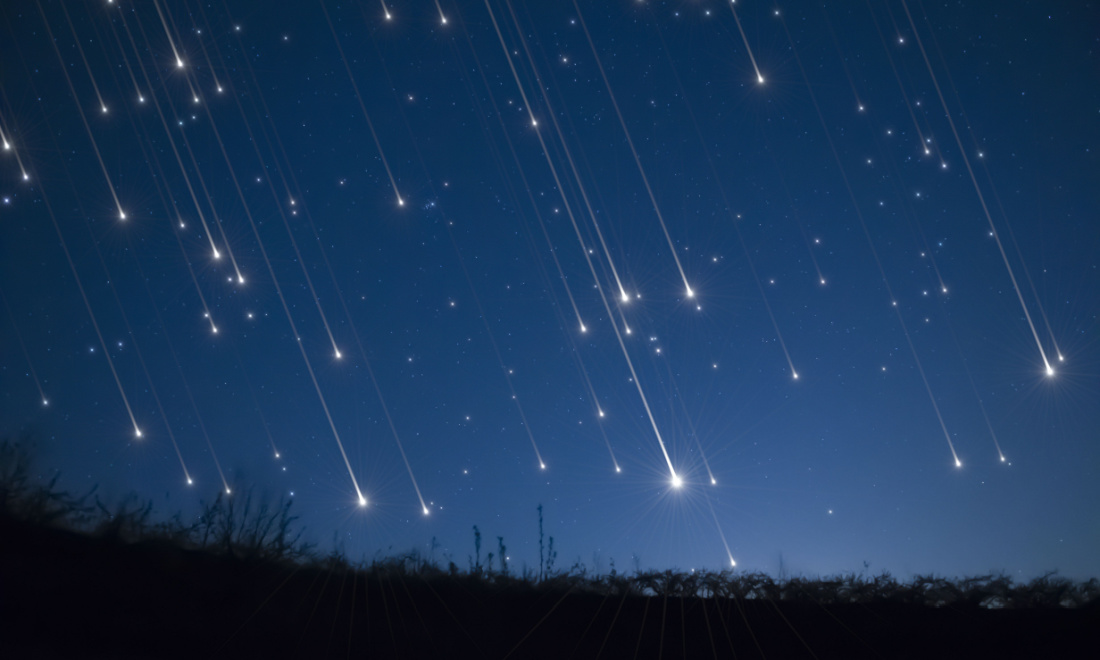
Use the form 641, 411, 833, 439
2, 438, 1096, 658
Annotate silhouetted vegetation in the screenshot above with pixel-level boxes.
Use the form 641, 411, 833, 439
2, 437, 1096, 658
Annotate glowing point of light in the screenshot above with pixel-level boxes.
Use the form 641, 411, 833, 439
42, 399, 49, 407
275, 452, 281, 459
792, 372, 800, 380
757, 75, 765, 84
999, 455, 1006, 463
1045, 366, 1055, 377
685, 287, 695, 298
615, 466, 622, 473
397, 197, 405, 207
422, 507, 430, 516
101, 106, 108, 114
237, 276, 245, 285
1057, 354, 1065, 362
135, 429, 143, 438
138, 96, 145, 103
217, 87, 224, 93
225, 488, 232, 495
820, 278, 827, 285
213, 250, 222, 260
186, 478, 193, 485
441, 17, 447, 25
335, 350, 343, 359
954, 459, 962, 468
540, 462, 547, 470
621, 292, 630, 303
729, 558, 737, 567
211, 326, 218, 334
176, 59, 184, 68
598, 409, 605, 418
2, 141, 9, 150
580, 324, 587, 333
119, 211, 126, 220
710, 478, 717, 485
358, 496, 368, 507
22, 173, 29, 181
531, 119, 538, 127
671, 474, 683, 489
385, 12, 392, 21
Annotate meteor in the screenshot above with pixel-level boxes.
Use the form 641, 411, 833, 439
727, 1, 766, 84
470, 33, 675, 477
59, 3, 110, 117
152, 0, 185, 70
322, 0, 405, 206
37, 183, 142, 441
501, 5, 634, 307
781, 12, 962, 467
901, 0, 1056, 375
574, 1, 696, 298
39, 6, 127, 222
0, 120, 31, 182
705, 489, 737, 568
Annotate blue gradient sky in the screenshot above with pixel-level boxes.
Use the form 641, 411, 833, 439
1, 0, 1097, 579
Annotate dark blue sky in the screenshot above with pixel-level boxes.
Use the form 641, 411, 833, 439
1, 0, 1097, 579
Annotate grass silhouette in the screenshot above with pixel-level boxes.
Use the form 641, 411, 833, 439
1, 436, 1095, 658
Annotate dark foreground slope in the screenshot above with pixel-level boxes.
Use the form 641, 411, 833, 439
1, 514, 1095, 660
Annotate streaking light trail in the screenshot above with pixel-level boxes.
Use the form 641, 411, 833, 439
152, 0, 185, 68
727, 0, 765, 84
321, 0, 405, 207
574, 1, 695, 300
901, 0, 1056, 378
36, 182, 142, 440
38, 5, 127, 222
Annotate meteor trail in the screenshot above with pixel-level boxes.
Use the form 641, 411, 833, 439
59, 2, 109, 114
0, 117, 30, 181
484, 0, 677, 479
466, 3, 588, 333
321, 0, 405, 207
705, 490, 737, 567
652, 19, 801, 380
901, 0, 1054, 377
226, 47, 431, 513
38, 5, 126, 221
780, 12, 962, 467
152, 0, 185, 68
573, 1, 695, 299
726, 0, 765, 84
36, 180, 142, 440
1, 288, 49, 408
117, 8, 224, 261
505, 1, 632, 306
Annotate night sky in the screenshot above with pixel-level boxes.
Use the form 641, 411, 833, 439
1, 0, 1097, 580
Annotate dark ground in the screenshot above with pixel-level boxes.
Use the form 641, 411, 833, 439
1, 514, 1095, 659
